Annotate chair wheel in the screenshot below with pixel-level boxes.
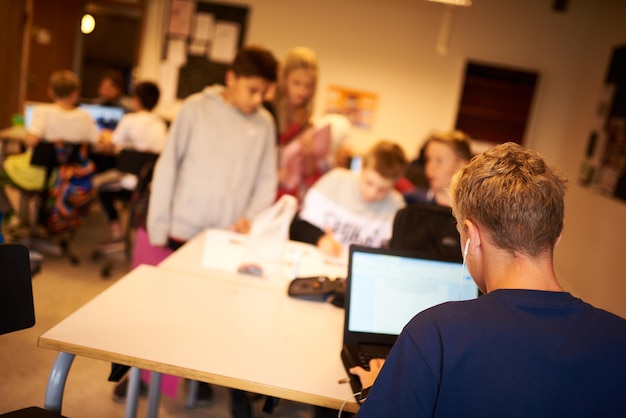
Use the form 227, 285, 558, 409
91, 251, 102, 262
69, 256, 80, 266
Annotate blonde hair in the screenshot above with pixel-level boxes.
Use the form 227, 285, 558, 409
274, 47, 318, 134
450, 142, 567, 256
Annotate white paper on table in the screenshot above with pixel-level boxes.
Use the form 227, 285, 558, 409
201, 229, 246, 272
284, 241, 348, 280
200, 228, 348, 280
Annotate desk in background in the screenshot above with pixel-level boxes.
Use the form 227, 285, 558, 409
159, 228, 348, 291
39, 264, 359, 416
0, 125, 26, 162
0, 125, 27, 141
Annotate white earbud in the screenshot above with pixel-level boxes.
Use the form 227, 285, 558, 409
463, 239, 470, 259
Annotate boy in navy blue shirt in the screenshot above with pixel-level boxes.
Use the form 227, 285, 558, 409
352, 143, 626, 417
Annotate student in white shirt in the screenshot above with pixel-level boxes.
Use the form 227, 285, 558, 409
95, 81, 167, 251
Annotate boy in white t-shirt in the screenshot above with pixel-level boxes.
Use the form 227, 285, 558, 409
95, 81, 167, 251
0, 70, 99, 226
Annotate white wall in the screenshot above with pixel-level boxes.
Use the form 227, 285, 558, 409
137, 0, 626, 318
551, 0, 626, 319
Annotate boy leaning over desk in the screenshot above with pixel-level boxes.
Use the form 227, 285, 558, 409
140, 45, 279, 417
147, 45, 278, 250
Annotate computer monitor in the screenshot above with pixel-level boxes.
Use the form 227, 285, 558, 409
23, 101, 47, 129
78, 104, 125, 131
23, 102, 125, 131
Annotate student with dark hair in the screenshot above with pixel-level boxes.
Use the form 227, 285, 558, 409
95, 81, 167, 252
144, 45, 279, 416
93, 69, 133, 112
351, 142, 626, 417
147, 45, 278, 247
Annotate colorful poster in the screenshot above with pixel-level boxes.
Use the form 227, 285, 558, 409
325, 85, 379, 130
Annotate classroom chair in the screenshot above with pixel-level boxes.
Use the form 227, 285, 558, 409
389, 202, 463, 263
91, 149, 159, 278
0, 243, 66, 418
11, 141, 94, 265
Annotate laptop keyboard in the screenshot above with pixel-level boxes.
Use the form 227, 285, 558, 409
356, 350, 388, 370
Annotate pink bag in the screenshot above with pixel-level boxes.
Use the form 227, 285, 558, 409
132, 227, 179, 398
131, 227, 173, 269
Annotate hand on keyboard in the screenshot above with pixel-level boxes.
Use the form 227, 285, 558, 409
349, 358, 385, 392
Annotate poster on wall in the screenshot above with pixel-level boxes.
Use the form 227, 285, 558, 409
160, 0, 248, 101
168, 0, 194, 37
579, 45, 626, 204
325, 85, 379, 130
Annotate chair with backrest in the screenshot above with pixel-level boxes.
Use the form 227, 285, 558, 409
92, 149, 159, 277
15, 141, 94, 265
389, 202, 463, 263
0, 243, 66, 418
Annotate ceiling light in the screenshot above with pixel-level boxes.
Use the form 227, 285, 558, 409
425, 0, 472, 6
81, 14, 96, 34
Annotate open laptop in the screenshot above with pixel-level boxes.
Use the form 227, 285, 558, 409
24, 102, 125, 131
78, 103, 125, 131
23, 101, 47, 129
340, 244, 478, 398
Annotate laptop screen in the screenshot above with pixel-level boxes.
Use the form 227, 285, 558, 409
346, 245, 477, 337
23, 102, 47, 129
24, 103, 125, 131
78, 104, 125, 131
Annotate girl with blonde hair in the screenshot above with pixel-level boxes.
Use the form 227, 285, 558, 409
272, 47, 328, 202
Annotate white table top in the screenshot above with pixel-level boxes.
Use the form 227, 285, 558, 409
159, 228, 349, 292
39, 264, 359, 412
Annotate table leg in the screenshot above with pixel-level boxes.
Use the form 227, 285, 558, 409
43, 352, 75, 412
147, 372, 162, 418
125, 367, 141, 418
185, 379, 199, 409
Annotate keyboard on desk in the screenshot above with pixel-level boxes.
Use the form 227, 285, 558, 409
355, 348, 389, 370
341, 344, 391, 399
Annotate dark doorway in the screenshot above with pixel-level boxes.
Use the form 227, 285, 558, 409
455, 61, 539, 145
80, 1, 143, 101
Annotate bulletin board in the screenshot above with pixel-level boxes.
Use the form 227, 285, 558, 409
579, 45, 626, 204
163, 0, 249, 99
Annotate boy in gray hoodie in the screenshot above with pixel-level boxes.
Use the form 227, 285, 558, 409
144, 45, 279, 416
147, 45, 279, 250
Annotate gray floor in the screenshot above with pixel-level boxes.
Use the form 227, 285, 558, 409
0, 196, 316, 418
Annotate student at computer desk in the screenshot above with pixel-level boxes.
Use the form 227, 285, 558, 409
92, 69, 133, 112
289, 140, 408, 257
0, 70, 99, 230
94, 81, 167, 252
349, 142, 626, 417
